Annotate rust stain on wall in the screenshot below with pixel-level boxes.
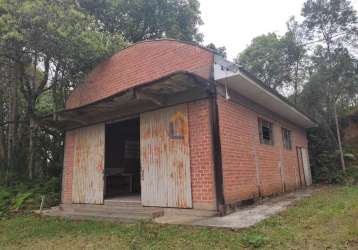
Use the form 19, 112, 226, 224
72, 123, 105, 204
168, 111, 189, 144
140, 104, 192, 208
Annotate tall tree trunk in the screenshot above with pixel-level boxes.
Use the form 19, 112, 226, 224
0, 128, 5, 162
28, 117, 35, 179
7, 62, 18, 176
334, 103, 346, 173
293, 61, 299, 105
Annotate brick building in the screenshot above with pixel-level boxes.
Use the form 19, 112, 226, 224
46, 40, 315, 216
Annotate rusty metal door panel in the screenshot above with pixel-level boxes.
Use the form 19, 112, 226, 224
296, 147, 306, 187
140, 104, 192, 208
301, 148, 312, 186
72, 123, 105, 204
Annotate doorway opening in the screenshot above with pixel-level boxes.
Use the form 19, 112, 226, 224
104, 117, 141, 201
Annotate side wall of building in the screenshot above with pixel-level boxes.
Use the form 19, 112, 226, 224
217, 95, 308, 205
62, 99, 217, 209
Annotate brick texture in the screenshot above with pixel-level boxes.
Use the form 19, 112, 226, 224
62, 100, 217, 209
66, 40, 213, 109
188, 99, 216, 209
217, 95, 308, 204
61, 40, 310, 210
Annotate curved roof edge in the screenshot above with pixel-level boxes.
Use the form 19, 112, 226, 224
65, 39, 214, 109
119, 38, 216, 55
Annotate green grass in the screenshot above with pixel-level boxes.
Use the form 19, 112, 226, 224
0, 186, 357, 250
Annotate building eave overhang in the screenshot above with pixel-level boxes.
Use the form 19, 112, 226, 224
215, 68, 317, 129
41, 71, 213, 130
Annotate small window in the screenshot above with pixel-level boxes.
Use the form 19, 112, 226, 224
282, 128, 292, 150
258, 118, 274, 145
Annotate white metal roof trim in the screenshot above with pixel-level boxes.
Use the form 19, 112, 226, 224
216, 72, 316, 128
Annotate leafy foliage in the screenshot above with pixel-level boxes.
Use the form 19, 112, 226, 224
11, 192, 32, 211
237, 31, 307, 93
307, 127, 342, 183
206, 43, 227, 58
0, 0, 128, 181
345, 167, 358, 185
0, 177, 60, 217
237, 33, 290, 90
302, 0, 358, 44
78, 0, 204, 42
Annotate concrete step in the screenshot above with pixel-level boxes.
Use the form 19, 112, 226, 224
164, 208, 217, 217
104, 199, 141, 207
73, 206, 163, 218
51, 211, 153, 223
60, 204, 164, 219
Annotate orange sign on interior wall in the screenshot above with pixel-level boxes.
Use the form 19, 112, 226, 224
168, 111, 188, 143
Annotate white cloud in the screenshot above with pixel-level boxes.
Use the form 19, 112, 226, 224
199, 0, 358, 60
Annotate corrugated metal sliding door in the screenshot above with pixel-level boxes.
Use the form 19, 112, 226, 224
72, 123, 105, 204
301, 148, 312, 186
140, 104, 192, 208
296, 147, 305, 186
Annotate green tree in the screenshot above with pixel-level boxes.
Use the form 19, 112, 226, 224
78, 0, 204, 43
301, 0, 358, 172
206, 43, 227, 58
237, 33, 294, 91
284, 17, 308, 104
0, 0, 126, 179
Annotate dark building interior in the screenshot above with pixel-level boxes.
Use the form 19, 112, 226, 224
104, 118, 141, 199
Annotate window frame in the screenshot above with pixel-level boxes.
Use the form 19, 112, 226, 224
282, 127, 292, 150
258, 118, 274, 145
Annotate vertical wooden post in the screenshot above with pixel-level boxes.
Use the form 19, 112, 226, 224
334, 104, 346, 172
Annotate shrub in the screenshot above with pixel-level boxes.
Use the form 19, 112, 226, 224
0, 189, 11, 216
308, 126, 358, 184
344, 167, 358, 185
0, 177, 61, 217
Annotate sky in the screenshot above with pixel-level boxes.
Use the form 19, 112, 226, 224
199, 0, 358, 60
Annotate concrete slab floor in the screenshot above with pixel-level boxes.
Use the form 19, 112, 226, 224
154, 187, 321, 229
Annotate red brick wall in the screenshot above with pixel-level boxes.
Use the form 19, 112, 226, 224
61, 100, 216, 209
62, 95, 307, 208
188, 99, 216, 210
66, 40, 213, 109
217, 95, 308, 204
61, 130, 75, 204
217, 96, 260, 203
